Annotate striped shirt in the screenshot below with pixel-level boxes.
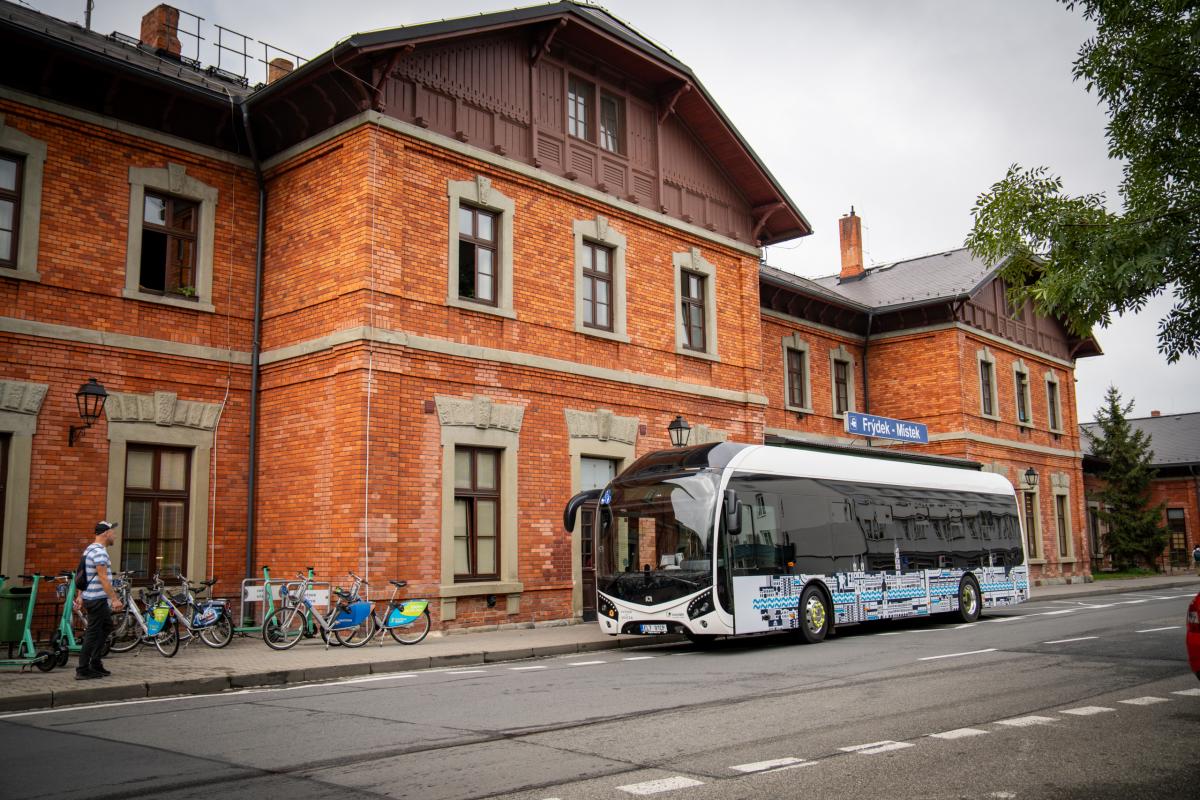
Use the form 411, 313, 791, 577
81, 542, 112, 602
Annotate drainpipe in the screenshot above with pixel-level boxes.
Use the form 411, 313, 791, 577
862, 311, 873, 431
239, 98, 266, 581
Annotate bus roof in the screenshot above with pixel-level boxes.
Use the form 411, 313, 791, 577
727, 444, 1016, 497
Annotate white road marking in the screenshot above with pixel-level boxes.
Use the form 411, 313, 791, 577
1119, 696, 1168, 706
992, 616, 1024, 622
995, 715, 1056, 727
569, 660, 607, 666
338, 673, 418, 684
617, 777, 704, 795
879, 631, 904, 636
919, 648, 997, 661
623, 656, 655, 661
955, 624, 974, 629
1135, 626, 1180, 633
1043, 636, 1099, 644
1060, 706, 1115, 716
510, 665, 547, 671
840, 740, 914, 755
1116, 599, 1148, 604
929, 728, 989, 739
1172, 689, 1200, 697
730, 757, 808, 773
446, 670, 486, 675
1039, 609, 1079, 616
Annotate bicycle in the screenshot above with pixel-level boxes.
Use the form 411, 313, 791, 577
159, 574, 234, 649
262, 571, 375, 650
107, 573, 180, 658
373, 580, 431, 645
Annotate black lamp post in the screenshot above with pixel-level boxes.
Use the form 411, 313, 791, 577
667, 415, 691, 448
1024, 467, 1039, 488
69, 378, 109, 446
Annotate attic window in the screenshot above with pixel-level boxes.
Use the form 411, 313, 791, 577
568, 76, 593, 141
599, 92, 624, 154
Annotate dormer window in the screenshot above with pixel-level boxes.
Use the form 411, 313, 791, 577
568, 76, 592, 141
567, 75, 625, 155
599, 93, 624, 154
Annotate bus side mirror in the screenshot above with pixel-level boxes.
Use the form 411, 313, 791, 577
563, 489, 602, 533
724, 488, 742, 536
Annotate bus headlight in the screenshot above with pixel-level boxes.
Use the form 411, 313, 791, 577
687, 590, 714, 620
598, 594, 618, 620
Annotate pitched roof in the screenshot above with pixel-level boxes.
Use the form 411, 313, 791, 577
1080, 412, 1200, 467
807, 247, 998, 312
252, 1, 810, 244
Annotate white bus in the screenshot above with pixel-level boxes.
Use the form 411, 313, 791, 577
564, 443, 1029, 643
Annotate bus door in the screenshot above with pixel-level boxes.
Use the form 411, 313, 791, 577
579, 457, 617, 621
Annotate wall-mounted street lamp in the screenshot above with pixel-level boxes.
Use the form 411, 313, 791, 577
69, 378, 109, 446
667, 415, 691, 448
1024, 467, 1039, 488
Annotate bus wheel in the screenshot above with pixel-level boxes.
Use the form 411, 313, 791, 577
957, 576, 981, 623
798, 586, 829, 644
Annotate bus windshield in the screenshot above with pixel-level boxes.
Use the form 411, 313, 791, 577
596, 471, 718, 605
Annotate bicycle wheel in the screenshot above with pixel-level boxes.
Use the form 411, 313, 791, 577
153, 616, 179, 658
333, 612, 377, 648
388, 608, 431, 645
263, 606, 307, 651
107, 610, 140, 653
199, 609, 234, 649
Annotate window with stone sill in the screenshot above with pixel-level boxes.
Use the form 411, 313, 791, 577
0, 151, 22, 269
124, 164, 217, 311
447, 177, 515, 319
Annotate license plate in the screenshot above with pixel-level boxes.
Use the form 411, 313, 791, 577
640, 623, 668, 634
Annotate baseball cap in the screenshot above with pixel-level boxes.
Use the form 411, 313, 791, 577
95, 521, 118, 534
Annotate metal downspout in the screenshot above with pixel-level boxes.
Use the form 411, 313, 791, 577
239, 99, 266, 581
862, 311, 873, 418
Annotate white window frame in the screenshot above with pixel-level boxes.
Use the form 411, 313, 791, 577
0, 114, 47, 283
828, 344, 857, 419
573, 215, 628, 342
672, 248, 719, 361
124, 164, 218, 312
781, 333, 812, 414
977, 347, 1000, 420
447, 176, 515, 319
1044, 369, 1064, 433
1012, 357, 1033, 428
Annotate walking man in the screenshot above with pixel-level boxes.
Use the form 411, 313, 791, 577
1193, 543, 1200, 577
75, 521, 124, 680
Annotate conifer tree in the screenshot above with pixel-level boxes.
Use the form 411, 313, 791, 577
1083, 386, 1167, 569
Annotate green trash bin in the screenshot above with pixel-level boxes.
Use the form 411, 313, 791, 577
0, 585, 34, 642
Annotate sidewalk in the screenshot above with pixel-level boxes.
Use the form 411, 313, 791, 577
2, 575, 1197, 714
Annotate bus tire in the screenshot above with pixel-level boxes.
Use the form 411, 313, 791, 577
798, 585, 830, 644
957, 576, 981, 623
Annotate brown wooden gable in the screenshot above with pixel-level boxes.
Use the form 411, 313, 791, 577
961, 275, 1101, 361
247, 2, 809, 245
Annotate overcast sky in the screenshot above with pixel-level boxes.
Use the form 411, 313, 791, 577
25, 0, 1199, 422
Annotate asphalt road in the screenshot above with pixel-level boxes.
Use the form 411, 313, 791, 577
2, 588, 1197, 800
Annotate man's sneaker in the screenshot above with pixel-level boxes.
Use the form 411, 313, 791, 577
90, 664, 111, 676
74, 670, 102, 680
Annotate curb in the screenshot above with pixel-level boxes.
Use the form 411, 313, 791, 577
0, 634, 684, 714
1032, 578, 1199, 601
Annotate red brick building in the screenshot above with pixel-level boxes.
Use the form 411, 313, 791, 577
1082, 411, 1200, 571
0, 1, 1101, 636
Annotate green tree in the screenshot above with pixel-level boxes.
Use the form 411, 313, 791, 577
966, 0, 1200, 363
1084, 386, 1167, 568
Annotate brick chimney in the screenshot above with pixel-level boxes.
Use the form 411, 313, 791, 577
839, 207, 864, 282
1151, 410, 1161, 417
141, 4, 181, 57
267, 57, 295, 84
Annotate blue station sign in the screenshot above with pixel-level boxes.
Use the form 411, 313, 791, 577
844, 411, 929, 444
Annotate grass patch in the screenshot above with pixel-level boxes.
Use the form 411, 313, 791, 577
1092, 567, 1161, 581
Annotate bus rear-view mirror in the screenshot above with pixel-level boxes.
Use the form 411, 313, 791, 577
723, 488, 742, 535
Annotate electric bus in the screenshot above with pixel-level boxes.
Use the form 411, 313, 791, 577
563, 442, 1029, 643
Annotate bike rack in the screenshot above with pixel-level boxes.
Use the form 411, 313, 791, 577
234, 566, 330, 634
